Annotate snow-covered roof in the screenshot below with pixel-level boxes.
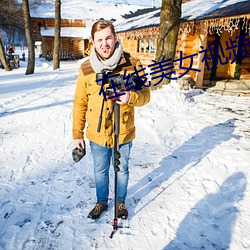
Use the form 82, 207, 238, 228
114, 8, 160, 33
40, 27, 91, 39
30, 0, 151, 20
182, 0, 250, 21
114, 0, 250, 33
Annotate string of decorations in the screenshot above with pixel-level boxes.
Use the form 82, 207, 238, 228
179, 15, 250, 37
117, 15, 250, 40
117, 27, 159, 40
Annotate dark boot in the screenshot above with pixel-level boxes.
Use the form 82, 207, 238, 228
117, 202, 128, 219
87, 202, 108, 220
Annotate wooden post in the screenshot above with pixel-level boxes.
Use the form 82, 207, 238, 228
195, 31, 208, 88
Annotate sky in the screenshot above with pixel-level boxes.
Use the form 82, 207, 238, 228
0, 48, 249, 249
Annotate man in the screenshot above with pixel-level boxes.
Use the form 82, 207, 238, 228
72, 20, 150, 220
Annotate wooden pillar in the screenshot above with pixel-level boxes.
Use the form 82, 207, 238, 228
139, 39, 142, 53
195, 31, 208, 87
144, 38, 146, 54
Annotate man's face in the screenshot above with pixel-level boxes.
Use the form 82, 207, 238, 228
93, 27, 117, 60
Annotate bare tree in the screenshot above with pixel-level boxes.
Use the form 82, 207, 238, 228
22, 0, 35, 75
0, 0, 24, 36
53, 0, 61, 70
0, 37, 11, 71
29, 0, 46, 8
153, 0, 182, 89
0, 0, 23, 71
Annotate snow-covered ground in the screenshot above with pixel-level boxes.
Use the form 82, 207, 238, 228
0, 50, 250, 250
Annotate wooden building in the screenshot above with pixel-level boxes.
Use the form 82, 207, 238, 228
31, 18, 92, 60
115, 0, 250, 89
30, 1, 153, 61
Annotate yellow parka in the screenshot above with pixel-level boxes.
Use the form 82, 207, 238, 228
72, 52, 150, 148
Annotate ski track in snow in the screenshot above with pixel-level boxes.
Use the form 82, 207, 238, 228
0, 58, 250, 249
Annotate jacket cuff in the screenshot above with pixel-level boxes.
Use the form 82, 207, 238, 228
72, 131, 84, 140
128, 91, 135, 105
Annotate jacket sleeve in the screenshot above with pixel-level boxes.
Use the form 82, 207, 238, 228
128, 60, 150, 107
72, 68, 88, 140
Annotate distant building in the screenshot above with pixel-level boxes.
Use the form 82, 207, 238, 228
30, 0, 151, 60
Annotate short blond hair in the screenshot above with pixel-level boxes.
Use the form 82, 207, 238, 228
91, 20, 116, 40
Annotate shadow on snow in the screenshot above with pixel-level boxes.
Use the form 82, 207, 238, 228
164, 172, 247, 249
0, 100, 73, 117
128, 118, 239, 213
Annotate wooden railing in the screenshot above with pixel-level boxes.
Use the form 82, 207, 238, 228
46, 51, 83, 61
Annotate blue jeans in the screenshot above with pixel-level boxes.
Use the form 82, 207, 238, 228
90, 141, 132, 205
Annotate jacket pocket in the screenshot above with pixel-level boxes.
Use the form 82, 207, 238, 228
120, 106, 134, 133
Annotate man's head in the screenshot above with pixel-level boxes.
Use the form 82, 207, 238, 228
91, 20, 117, 60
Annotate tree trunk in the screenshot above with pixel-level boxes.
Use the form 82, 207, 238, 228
0, 37, 11, 71
152, 0, 182, 90
53, 0, 61, 70
22, 0, 35, 75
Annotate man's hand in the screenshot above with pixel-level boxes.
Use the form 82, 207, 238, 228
74, 139, 85, 149
72, 139, 86, 162
116, 91, 130, 105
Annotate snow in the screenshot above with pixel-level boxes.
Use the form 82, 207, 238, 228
182, 0, 249, 21
91, 0, 161, 7
30, 0, 152, 20
114, 9, 160, 33
114, 0, 249, 32
0, 49, 250, 249
40, 27, 92, 39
